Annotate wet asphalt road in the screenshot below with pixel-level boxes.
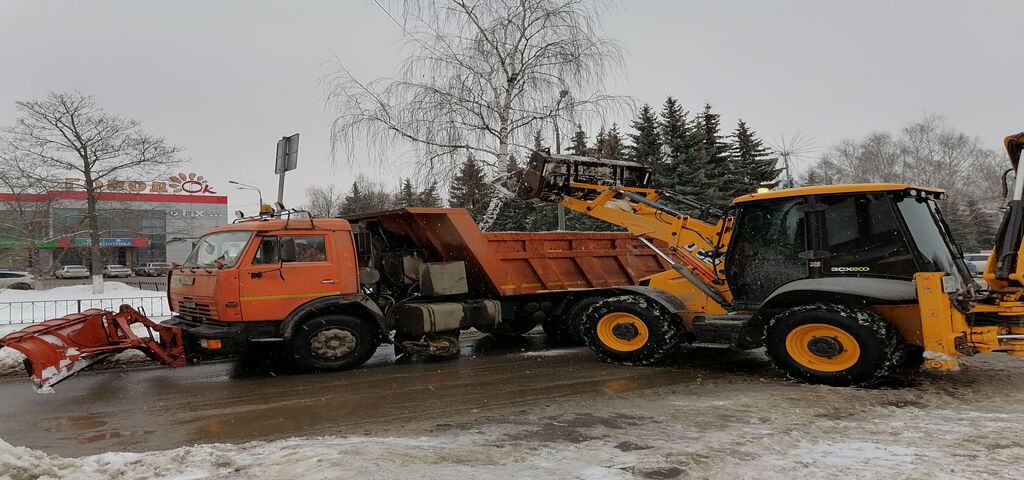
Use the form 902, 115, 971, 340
0, 331, 737, 457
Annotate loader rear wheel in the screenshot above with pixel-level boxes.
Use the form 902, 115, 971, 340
289, 314, 380, 372
581, 295, 682, 366
765, 304, 903, 387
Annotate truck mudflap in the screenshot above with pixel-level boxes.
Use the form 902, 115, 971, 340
0, 305, 187, 393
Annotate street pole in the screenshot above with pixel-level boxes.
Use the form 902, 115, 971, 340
277, 170, 286, 205
553, 89, 568, 231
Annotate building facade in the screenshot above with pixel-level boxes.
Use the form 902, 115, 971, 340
0, 173, 227, 272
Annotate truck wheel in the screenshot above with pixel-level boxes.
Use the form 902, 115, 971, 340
288, 314, 380, 371
542, 297, 601, 346
764, 304, 904, 387
580, 295, 683, 366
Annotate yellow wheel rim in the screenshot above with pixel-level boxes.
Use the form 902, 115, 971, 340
596, 312, 649, 352
785, 323, 861, 372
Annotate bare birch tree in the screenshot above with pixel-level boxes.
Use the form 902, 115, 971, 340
324, 0, 626, 229
2, 92, 183, 292
801, 115, 1007, 250
303, 184, 347, 217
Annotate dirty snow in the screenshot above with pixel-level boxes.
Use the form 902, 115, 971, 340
2, 392, 1021, 480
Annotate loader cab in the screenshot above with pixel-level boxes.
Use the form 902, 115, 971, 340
724, 185, 971, 308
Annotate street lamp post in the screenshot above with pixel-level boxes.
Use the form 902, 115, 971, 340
228, 180, 264, 212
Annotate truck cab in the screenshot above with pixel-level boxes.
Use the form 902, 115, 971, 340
165, 216, 365, 359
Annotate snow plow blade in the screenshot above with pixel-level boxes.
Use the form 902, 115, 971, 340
0, 305, 186, 393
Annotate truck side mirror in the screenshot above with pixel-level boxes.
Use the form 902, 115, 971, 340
279, 237, 296, 263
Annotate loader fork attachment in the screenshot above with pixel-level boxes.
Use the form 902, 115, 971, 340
0, 305, 186, 392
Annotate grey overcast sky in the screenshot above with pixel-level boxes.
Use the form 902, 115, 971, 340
1, 0, 1020, 212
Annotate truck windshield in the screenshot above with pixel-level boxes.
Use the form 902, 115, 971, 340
895, 195, 970, 287
185, 231, 253, 268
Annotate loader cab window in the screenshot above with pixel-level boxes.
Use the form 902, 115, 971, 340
726, 197, 808, 305
895, 194, 969, 285
253, 235, 327, 264
819, 193, 916, 278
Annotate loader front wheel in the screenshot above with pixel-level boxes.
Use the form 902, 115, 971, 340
765, 304, 903, 387
289, 314, 380, 372
581, 295, 683, 366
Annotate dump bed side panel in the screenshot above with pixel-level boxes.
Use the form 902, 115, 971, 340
348, 208, 670, 297
484, 232, 670, 295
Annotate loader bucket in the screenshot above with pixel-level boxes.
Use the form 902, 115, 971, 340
520, 150, 652, 202
0, 305, 186, 392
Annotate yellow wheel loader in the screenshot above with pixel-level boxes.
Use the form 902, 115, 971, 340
520, 133, 1024, 386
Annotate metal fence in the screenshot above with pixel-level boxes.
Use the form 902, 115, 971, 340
35, 280, 167, 292
0, 296, 170, 325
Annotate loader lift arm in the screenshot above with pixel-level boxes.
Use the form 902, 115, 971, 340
521, 150, 734, 310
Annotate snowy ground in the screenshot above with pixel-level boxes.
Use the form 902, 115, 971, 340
2, 351, 1022, 479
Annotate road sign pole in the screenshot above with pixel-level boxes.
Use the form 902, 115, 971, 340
274, 133, 299, 206
277, 170, 286, 204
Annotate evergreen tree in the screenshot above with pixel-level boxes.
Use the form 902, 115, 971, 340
728, 120, 781, 198
626, 103, 663, 174
591, 127, 607, 157
659, 96, 691, 162
448, 154, 492, 221
397, 178, 417, 207
679, 103, 736, 206
340, 182, 365, 215
533, 130, 544, 151
418, 181, 442, 207
600, 123, 624, 159
568, 124, 588, 156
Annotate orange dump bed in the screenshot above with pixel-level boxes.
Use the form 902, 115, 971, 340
347, 208, 669, 296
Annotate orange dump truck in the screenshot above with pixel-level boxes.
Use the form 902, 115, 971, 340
1, 207, 669, 391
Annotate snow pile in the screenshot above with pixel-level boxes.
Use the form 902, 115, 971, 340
0, 282, 168, 324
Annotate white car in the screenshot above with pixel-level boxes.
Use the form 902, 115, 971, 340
963, 253, 989, 277
54, 265, 90, 279
0, 270, 34, 290
102, 265, 133, 278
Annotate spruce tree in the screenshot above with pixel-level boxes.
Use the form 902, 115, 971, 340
591, 127, 607, 157
448, 154, 493, 221
340, 182, 365, 215
418, 181, 441, 207
627, 103, 663, 174
728, 120, 781, 198
682, 103, 736, 206
397, 178, 417, 207
601, 123, 624, 159
659, 96, 691, 162
490, 153, 535, 231
533, 130, 544, 151
568, 124, 588, 156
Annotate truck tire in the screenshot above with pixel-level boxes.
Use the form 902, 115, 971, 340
542, 297, 601, 346
288, 314, 380, 371
580, 295, 683, 366
764, 303, 904, 387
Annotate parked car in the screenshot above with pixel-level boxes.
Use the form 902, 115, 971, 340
54, 265, 90, 279
133, 262, 171, 277
101, 264, 133, 278
0, 270, 34, 290
964, 253, 990, 277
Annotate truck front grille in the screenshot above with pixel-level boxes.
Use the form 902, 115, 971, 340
176, 297, 213, 318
